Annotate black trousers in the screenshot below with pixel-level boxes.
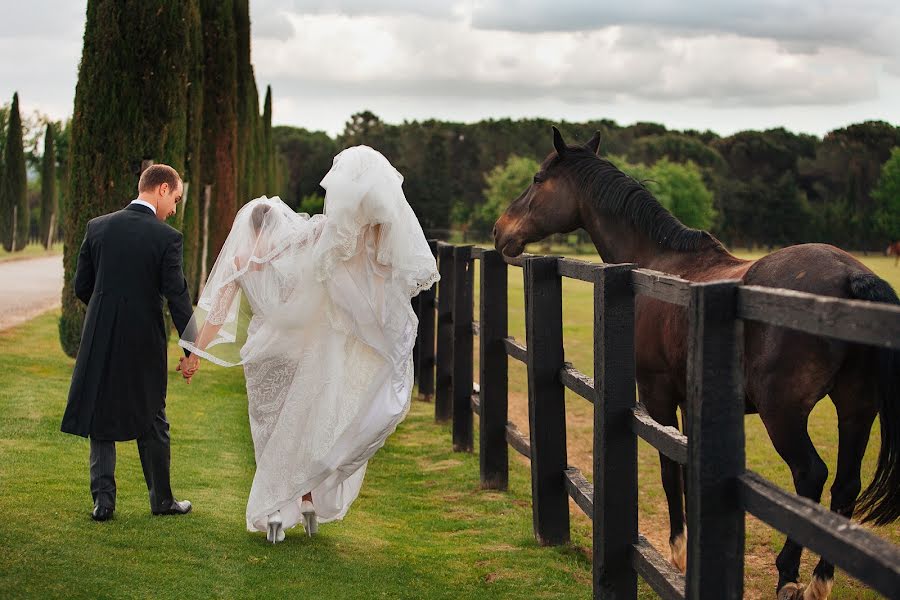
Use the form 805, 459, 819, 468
89, 406, 175, 512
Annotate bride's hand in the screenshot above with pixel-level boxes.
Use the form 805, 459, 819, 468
177, 355, 200, 384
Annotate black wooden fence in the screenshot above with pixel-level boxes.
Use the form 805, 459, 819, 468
413, 240, 900, 600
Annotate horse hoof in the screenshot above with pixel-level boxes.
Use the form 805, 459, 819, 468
777, 582, 804, 600
668, 531, 687, 574
802, 576, 833, 600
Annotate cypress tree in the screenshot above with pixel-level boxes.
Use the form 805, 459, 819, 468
60, 1, 197, 357
233, 0, 259, 206
182, 0, 204, 297
199, 0, 239, 268
40, 122, 56, 248
262, 86, 275, 193
2, 93, 28, 252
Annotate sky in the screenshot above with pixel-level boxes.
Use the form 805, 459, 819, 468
1, 0, 899, 138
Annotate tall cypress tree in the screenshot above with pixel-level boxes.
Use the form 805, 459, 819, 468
182, 0, 204, 297
60, 1, 198, 357
40, 122, 56, 248
2, 93, 27, 252
262, 86, 275, 193
199, 0, 239, 268
233, 0, 258, 206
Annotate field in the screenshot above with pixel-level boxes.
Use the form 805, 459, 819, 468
0, 250, 896, 598
470, 248, 900, 599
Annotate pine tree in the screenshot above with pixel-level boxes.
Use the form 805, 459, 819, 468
199, 0, 239, 270
60, 1, 198, 357
40, 122, 56, 248
2, 93, 27, 252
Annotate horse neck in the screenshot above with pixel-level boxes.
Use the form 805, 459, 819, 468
577, 196, 737, 273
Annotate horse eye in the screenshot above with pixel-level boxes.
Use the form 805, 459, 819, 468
533, 174, 544, 184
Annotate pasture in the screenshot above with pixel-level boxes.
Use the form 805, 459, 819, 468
469, 249, 900, 599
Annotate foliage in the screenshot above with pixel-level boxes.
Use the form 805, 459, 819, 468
39, 123, 56, 248
475, 155, 540, 232
297, 193, 325, 216
199, 0, 238, 278
60, 1, 199, 357
873, 147, 900, 242
2, 93, 28, 252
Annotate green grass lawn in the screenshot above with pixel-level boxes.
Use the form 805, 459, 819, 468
0, 242, 62, 263
468, 246, 899, 599
0, 311, 593, 599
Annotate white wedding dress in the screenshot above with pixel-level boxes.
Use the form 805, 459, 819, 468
179, 146, 439, 533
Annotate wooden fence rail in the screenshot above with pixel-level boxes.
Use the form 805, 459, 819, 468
410, 240, 900, 599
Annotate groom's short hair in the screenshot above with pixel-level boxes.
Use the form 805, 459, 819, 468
138, 164, 181, 194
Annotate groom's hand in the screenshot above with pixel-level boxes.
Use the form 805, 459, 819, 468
177, 355, 200, 384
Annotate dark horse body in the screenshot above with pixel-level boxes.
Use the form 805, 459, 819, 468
493, 128, 900, 600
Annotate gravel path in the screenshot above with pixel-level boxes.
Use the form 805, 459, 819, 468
0, 256, 64, 331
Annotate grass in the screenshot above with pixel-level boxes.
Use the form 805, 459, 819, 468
0, 311, 593, 599
1, 248, 897, 599
468, 246, 900, 599
0, 242, 62, 263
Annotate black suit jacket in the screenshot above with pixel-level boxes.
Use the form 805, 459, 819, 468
61, 203, 195, 441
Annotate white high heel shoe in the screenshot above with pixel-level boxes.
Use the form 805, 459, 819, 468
300, 500, 317, 537
266, 511, 285, 544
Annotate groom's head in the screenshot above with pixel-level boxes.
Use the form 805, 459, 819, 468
138, 164, 183, 221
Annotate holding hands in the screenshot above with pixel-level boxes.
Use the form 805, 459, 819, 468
177, 354, 200, 383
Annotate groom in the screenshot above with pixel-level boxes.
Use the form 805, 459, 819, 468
61, 164, 197, 522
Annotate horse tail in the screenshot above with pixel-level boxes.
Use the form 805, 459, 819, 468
849, 273, 900, 525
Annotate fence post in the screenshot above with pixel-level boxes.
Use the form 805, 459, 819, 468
435, 243, 455, 423
594, 263, 638, 599
479, 249, 508, 489
417, 240, 438, 401
199, 184, 212, 292
452, 245, 474, 452
685, 280, 744, 600
412, 293, 420, 383
524, 256, 569, 545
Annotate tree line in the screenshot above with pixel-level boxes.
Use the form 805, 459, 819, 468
274, 112, 900, 249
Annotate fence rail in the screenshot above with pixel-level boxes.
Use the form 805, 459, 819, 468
412, 241, 900, 599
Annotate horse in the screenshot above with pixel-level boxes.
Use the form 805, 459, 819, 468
492, 127, 900, 600
886, 241, 900, 266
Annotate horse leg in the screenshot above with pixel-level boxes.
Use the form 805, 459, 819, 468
639, 381, 686, 572
804, 367, 877, 600
760, 410, 829, 600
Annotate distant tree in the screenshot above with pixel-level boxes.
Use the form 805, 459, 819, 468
477, 155, 540, 233
39, 122, 56, 248
273, 126, 337, 208
297, 193, 324, 216
2, 93, 27, 252
873, 147, 900, 242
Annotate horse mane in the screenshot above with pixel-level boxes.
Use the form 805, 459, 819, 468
559, 148, 722, 252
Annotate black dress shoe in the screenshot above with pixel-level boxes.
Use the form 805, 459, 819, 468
91, 505, 114, 522
152, 499, 192, 516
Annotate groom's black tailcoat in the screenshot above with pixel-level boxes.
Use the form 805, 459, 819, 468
61, 203, 195, 441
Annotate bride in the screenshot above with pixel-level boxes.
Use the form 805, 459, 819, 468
177, 146, 439, 543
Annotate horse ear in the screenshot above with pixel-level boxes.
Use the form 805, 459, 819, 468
585, 131, 602, 156
552, 126, 567, 156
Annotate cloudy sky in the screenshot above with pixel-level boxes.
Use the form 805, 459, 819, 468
1, 0, 899, 138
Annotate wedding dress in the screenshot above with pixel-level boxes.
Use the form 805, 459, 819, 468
179, 146, 439, 534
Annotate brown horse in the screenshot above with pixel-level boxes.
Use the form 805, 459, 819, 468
493, 127, 900, 600
887, 241, 900, 266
